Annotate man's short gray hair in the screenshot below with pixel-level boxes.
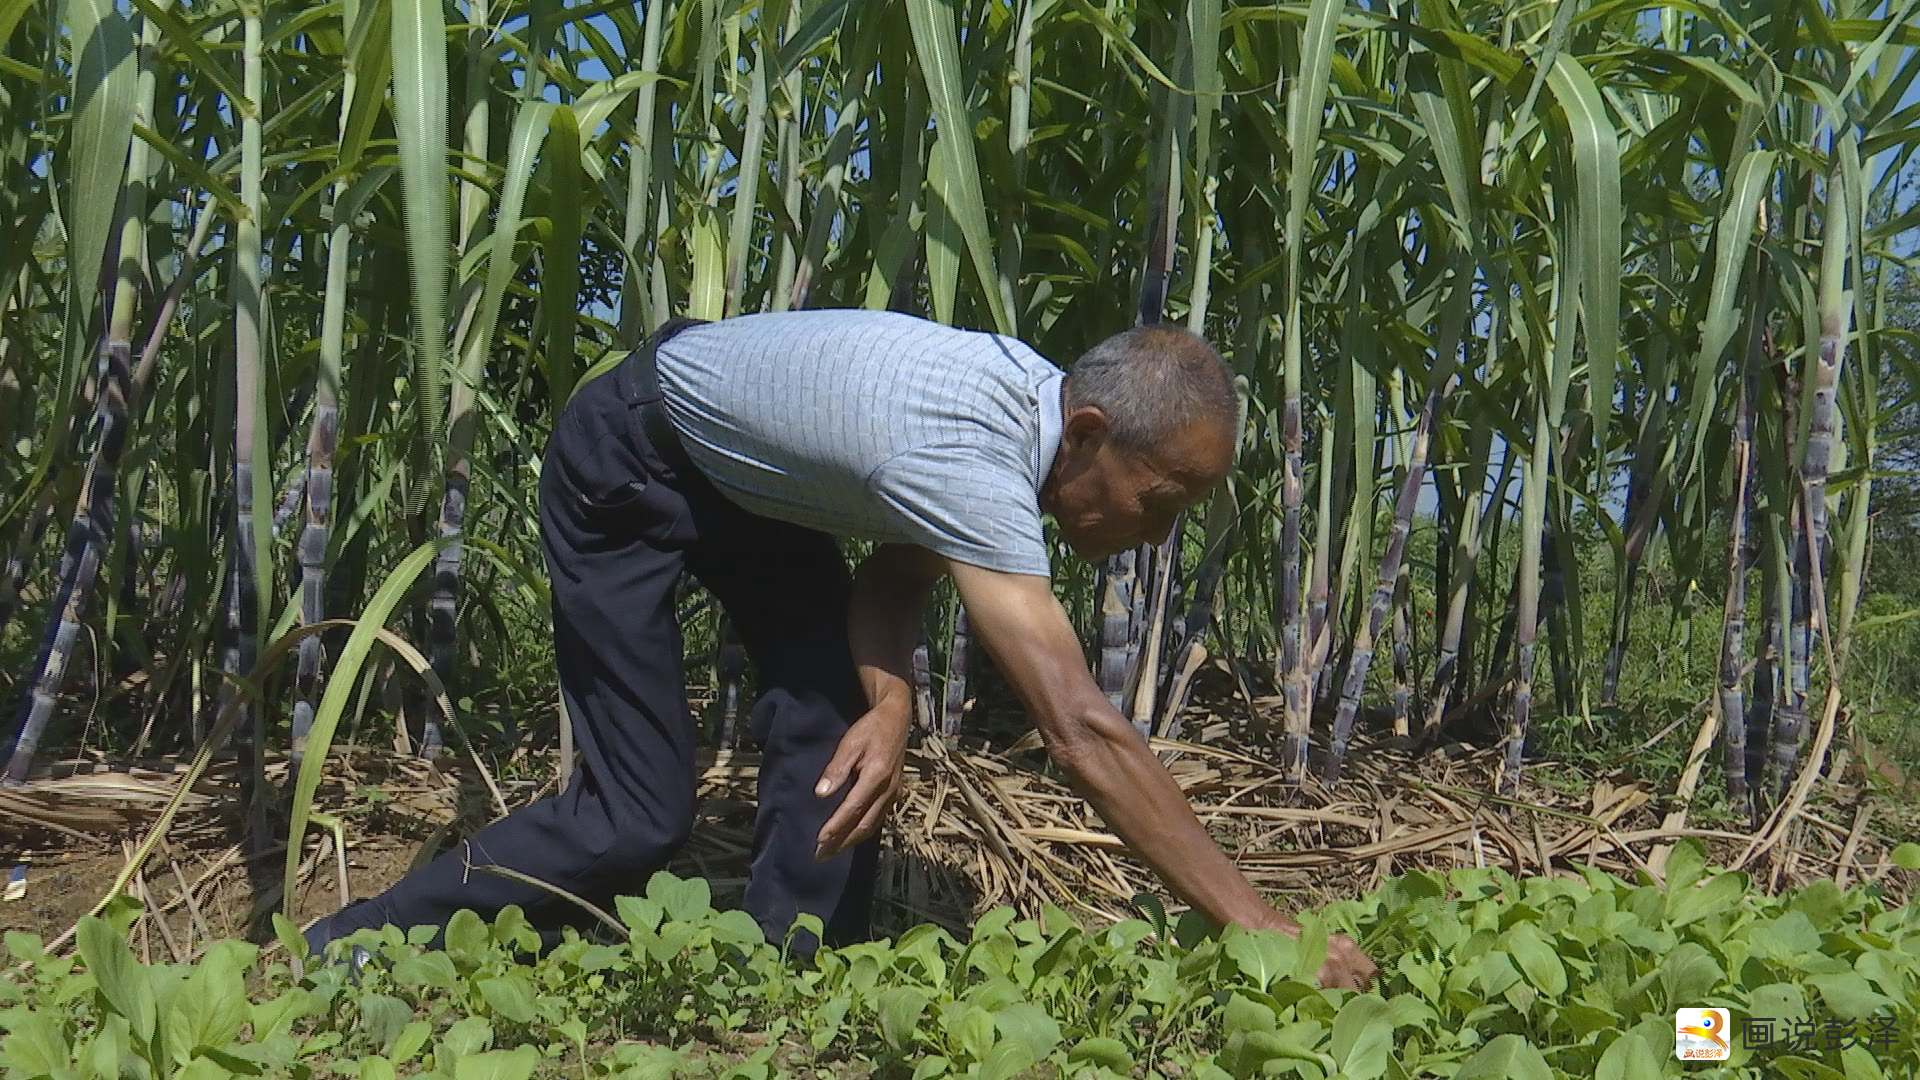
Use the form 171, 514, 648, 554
1063, 326, 1238, 455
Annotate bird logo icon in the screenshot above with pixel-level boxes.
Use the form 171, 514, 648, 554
1675, 1008, 1731, 1060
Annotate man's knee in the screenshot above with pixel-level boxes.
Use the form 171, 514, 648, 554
748, 683, 864, 747
575, 800, 696, 893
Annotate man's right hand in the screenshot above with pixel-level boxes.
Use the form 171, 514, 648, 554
943, 559, 1381, 989
1253, 911, 1378, 990
1316, 933, 1379, 990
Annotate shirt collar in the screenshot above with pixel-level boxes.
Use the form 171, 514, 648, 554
1035, 369, 1065, 492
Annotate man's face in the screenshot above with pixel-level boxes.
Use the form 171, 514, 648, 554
1043, 409, 1234, 562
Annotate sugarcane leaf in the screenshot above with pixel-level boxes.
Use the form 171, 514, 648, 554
458, 99, 554, 394
690, 203, 726, 321
1284, 0, 1342, 279
774, 0, 851, 76
58, 0, 136, 407
0, 0, 36, 49
903, 0, 1010, 333
925, 134, 962, 326
340, 0, 393, 163
573, 70, 678, 140
130, 0, 252, 116
388, 0, 450, 448
1686, 148, 1774, 483
1545, 52, 1621, 475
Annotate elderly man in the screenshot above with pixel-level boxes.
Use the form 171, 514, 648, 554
303, 309, 1377, 989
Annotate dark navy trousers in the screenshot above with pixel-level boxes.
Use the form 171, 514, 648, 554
304, 344, 880, 958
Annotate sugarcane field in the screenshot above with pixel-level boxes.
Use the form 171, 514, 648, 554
3, 0, 1920, 1075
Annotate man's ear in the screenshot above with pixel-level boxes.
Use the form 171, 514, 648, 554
1061, 404, 1110, 449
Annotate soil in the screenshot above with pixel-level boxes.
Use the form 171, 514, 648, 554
0, 754, 778, 956
2, 843, 125, 942
2, 681, 1912, 958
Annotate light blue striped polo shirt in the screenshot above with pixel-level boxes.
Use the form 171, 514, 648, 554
654, 310, 1066, 577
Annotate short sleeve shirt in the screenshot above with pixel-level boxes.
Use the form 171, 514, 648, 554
654, 309, 1065, 577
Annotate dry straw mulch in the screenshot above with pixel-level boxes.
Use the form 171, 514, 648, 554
1, 702, 1912, 955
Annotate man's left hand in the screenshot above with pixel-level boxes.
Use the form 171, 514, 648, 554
813, 700, 910, 860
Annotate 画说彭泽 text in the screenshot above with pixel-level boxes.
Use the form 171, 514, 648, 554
1737, 1014, 1899, 1054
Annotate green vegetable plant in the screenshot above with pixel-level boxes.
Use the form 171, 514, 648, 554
4, 844, 1915, 1079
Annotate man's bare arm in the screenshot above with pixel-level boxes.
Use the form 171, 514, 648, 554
845, 543, 949, 716
945, 560, 1296, 931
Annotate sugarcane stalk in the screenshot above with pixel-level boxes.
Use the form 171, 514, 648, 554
722, 36, 771, 319
1327, 332, 1385, 695
1499, 232, 1581, 796
768, 7, 804, 313
714, 618, 748, 748
617, 0, 669, 340
1501, 397, 1551, 795
1324, 377, 1447, 782
4, 333, 129, 784
996, 0, 1035, 330
1182, 0, 1221, 338
1831, 167, 1876, 663
1106, 38, 1184, 736
1720, 322, 1758, 821
1126, 79, 1210, 723
1276, 305, 1309, 776
1601, 192, 1679, 707
1747, 532, 1782, 808
1390, 565, 1412, 737
290, 0, 365, 778
911, 631, 935, 736
270, 473, 307, 539
131, 192, 217, 405
1766, 346, 1806, 800
1775, 508, 1812, 800
3, 2, 159, 782
1305, 399, 1336, 702
1425, 420, 1501, 738
1135, 106, 1179, 327
1129, 517, 1183, 734
1397, 249, 1483, 744
1774, 165, 1852, 796
941, 604, 970, 737
1545, 398, 1589, 714
412, 0, 499, 763
1720, 224, 1771, 818
227, 2, 271, 855
1275, 0, 1338, 742
1321, 185, 1377, 695
1159, 488, 1237, 739
1096, 549, 1138, 715
1541, 519, 1576, 713
1601, 458, 1663, 705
